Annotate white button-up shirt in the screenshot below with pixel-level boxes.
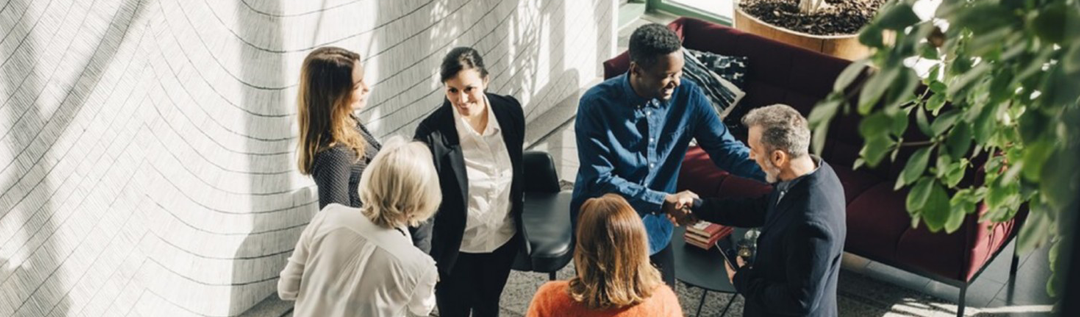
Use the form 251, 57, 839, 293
453, 95, 517, 253
278, 204, 438, 317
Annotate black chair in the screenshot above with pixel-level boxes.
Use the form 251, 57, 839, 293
511, 150, 575, 280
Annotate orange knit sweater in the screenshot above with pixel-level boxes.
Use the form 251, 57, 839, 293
526, 281, 684, 317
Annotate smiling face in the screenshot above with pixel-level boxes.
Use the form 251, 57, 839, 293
349, 60, 370, 110
443, 68, 489, 119
630, 51, 684, 101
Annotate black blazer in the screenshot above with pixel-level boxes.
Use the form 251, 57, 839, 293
412, 93, 527, 277
693, 160, 846, 317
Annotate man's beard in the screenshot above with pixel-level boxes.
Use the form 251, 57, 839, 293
763, 158, 782, 183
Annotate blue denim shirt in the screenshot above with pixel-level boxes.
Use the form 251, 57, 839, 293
571, 73, 766, 254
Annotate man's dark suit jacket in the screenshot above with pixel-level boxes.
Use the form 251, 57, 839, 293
694, 160, 846, 317
412, 93, 527, 277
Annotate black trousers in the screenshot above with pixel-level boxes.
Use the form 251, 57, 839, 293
649, 241, 676, 288
435, 235, 520, 317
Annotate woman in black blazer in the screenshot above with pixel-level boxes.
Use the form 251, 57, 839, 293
413, 47, 526, 317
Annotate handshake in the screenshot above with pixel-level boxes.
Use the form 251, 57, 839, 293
663, 190, 701, 226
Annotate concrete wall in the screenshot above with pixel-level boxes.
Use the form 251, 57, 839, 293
0, 0, 615, 315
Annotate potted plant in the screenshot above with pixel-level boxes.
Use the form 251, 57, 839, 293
809, 0, 1080, 301
733, 0, 887, 60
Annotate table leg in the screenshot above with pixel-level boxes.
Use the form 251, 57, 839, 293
719, 294, 737, 317
695, 289, 708, 317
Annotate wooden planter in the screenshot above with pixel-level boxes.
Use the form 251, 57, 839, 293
733, 6, 871, 61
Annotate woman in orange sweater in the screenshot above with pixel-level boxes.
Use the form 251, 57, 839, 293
527, 194, 684, 317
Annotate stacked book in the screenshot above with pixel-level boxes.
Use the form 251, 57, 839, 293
684, 220, 733, 250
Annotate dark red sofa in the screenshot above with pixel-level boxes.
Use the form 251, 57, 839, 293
603, 17, 1025, 316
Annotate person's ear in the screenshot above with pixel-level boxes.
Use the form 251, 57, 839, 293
482, 75, 489, 91
771, 150, 787, 168
629, 61, 639, 76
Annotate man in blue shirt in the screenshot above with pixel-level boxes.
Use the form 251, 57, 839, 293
571, 23, 765, 286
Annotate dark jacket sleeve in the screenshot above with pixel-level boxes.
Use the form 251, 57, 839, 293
408, 119, 435, 253
693, 194, 770, 228
311, 149, 353, 210
733, 221, 838, 315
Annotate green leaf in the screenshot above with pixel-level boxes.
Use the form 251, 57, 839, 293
929, 81, 947, 94
1021, 140, 1054, 182
859, 66, 900, 114
859, 112, 893, 139
896, 147, 932, 190
1015, 197, 1049, 253
926, 93, 947, 112
921, 181, 951, 232
811, 122, 830, 157
852, 158, 866, 171
1040, 147, 1078, 212
944, 199, 968, 233
926, 65, 940, 85
891, 108, 910, 137
949, 3, 1014, 36
944, 160, 966, 188
919, 44, 939, 60
973, 103, 998, 144
859, 25, 885, 48
1018, 110, 1050, 143
931, 109, 960, 136
835, 59, 869, 92
861, 135, 894, 168
915, 106, 932, 137
985, 176, 1020, 217
885, 69, 920, 111
1032, 2, 1068, 44
906, 177, 934, 213
946, 122, 972, 158
988, 68, 1014, 104
876, 3, 921, 31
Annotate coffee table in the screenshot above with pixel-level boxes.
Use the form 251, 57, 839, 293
672, 226, 742, 317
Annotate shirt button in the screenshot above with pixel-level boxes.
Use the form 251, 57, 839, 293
649, 137, 655, 143
647, 111, 652, 116
650, 163, 655, 168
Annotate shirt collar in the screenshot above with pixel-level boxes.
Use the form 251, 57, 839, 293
452, 93, 500, 137
776, 155, 822, 192
620, 72, 665, 109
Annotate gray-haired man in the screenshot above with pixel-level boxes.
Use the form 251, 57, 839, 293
665, 104, 847, 317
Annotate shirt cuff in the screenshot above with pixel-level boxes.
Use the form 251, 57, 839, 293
642, 189, 668, 213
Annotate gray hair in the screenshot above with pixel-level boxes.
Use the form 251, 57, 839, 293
741, 104, 811, 158
358, 136, 442, 228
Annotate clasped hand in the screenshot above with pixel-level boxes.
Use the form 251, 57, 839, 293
662, 190, 699, 226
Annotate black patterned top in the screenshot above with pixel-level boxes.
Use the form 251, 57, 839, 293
311, 121, 381, 209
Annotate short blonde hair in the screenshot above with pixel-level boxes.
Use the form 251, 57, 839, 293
569, 194, 662, 309
358, 136, 441, 228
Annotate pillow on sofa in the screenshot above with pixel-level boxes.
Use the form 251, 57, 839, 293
685, 48, 749, 88
682, 49, 746, 122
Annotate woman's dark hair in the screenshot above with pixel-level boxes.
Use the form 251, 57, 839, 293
440, 47, 489, 82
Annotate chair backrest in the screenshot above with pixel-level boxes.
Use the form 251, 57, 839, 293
523, 150, 561, 193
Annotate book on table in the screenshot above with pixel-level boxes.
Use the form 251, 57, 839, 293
684, 220, 732, 250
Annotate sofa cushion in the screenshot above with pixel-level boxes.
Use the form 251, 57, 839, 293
685, 48, 749, 88
682, 49, 745, 122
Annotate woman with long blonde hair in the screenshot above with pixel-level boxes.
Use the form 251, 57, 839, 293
527, 194, 683, 317
296, 46, 380, 209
